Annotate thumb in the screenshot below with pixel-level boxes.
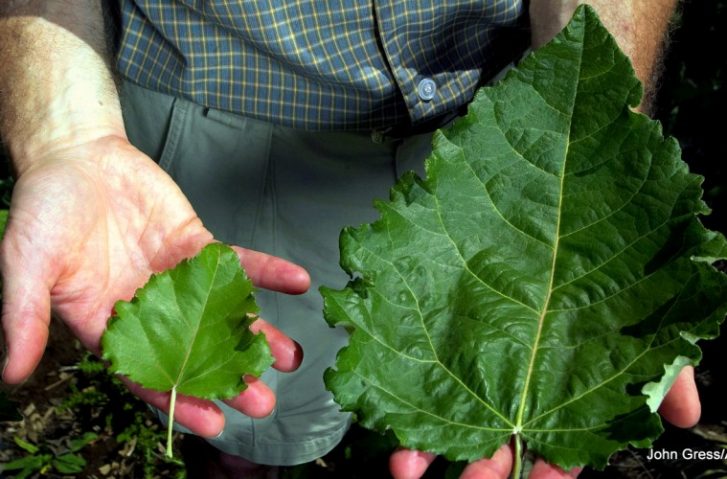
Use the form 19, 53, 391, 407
658, 366, 701, 428
1, 235, 54, 384
389, 449, 437, 479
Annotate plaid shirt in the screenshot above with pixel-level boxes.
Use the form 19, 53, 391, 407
117, 0, 526, 131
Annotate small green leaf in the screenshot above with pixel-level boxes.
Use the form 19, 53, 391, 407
103, 243, 272, 398
69, 432, 99, 452
52, 453, 87, 474
0, 454, 49, 473
322, 5, 727, 474
13, 437, 38, 454
102, 243, 274, 455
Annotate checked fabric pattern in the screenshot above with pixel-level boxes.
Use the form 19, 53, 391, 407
117, 0, 526, 131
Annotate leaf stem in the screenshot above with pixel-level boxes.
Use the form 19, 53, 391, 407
512, 433, 523, 479
166, 386, 177, 458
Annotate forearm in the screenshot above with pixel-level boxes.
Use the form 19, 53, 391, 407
0, 0, 125, 175
529, 0, 678, 111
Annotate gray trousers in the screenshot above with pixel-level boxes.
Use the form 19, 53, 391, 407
120, 80, 433, 465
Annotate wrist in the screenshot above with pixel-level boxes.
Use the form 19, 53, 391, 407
6, 107, 127, 178
0, 4, 126, 176
9, 130, 130, 181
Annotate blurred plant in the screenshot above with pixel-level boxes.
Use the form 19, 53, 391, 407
62, 353, 186, 478
1, 353, 185, 478
0, 432, 97, 478
691, 424, 727, 479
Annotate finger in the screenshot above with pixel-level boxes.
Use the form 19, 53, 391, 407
0, 237, 55, 384
659, 365, 700, 428
223, 375, 276, 418
460, 444, 513, 479
389, 448, 436, 479
529, 459, 581, 478
122, 378, 225, 438
231, 245, 310, 294
250, 317, 303, 372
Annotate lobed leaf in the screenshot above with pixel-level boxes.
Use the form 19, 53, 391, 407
322, 5, 727, 471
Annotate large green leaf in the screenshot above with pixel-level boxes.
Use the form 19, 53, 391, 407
102, 243, 273, 454
321, 5, 727, 473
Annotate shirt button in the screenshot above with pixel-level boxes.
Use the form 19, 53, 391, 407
417, 78, 436, 101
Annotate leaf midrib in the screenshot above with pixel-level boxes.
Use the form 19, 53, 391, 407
513, 37, 585, 431
173, 251, 222, 390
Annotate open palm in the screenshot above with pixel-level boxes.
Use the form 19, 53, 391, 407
1, 136, 309, 436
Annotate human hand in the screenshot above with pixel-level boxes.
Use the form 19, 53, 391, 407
0, 135, 310, 437
389, 366, 700, 479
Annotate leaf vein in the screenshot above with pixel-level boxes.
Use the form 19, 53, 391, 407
358, 241, 514, 426
460, 158, 554, 249
523, 280, 692, 427
558, 155, 651, 240
425, 194, 540, 315
352, 371, 513, 432
173, 251, 222, 388
551, 217, 674, 296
